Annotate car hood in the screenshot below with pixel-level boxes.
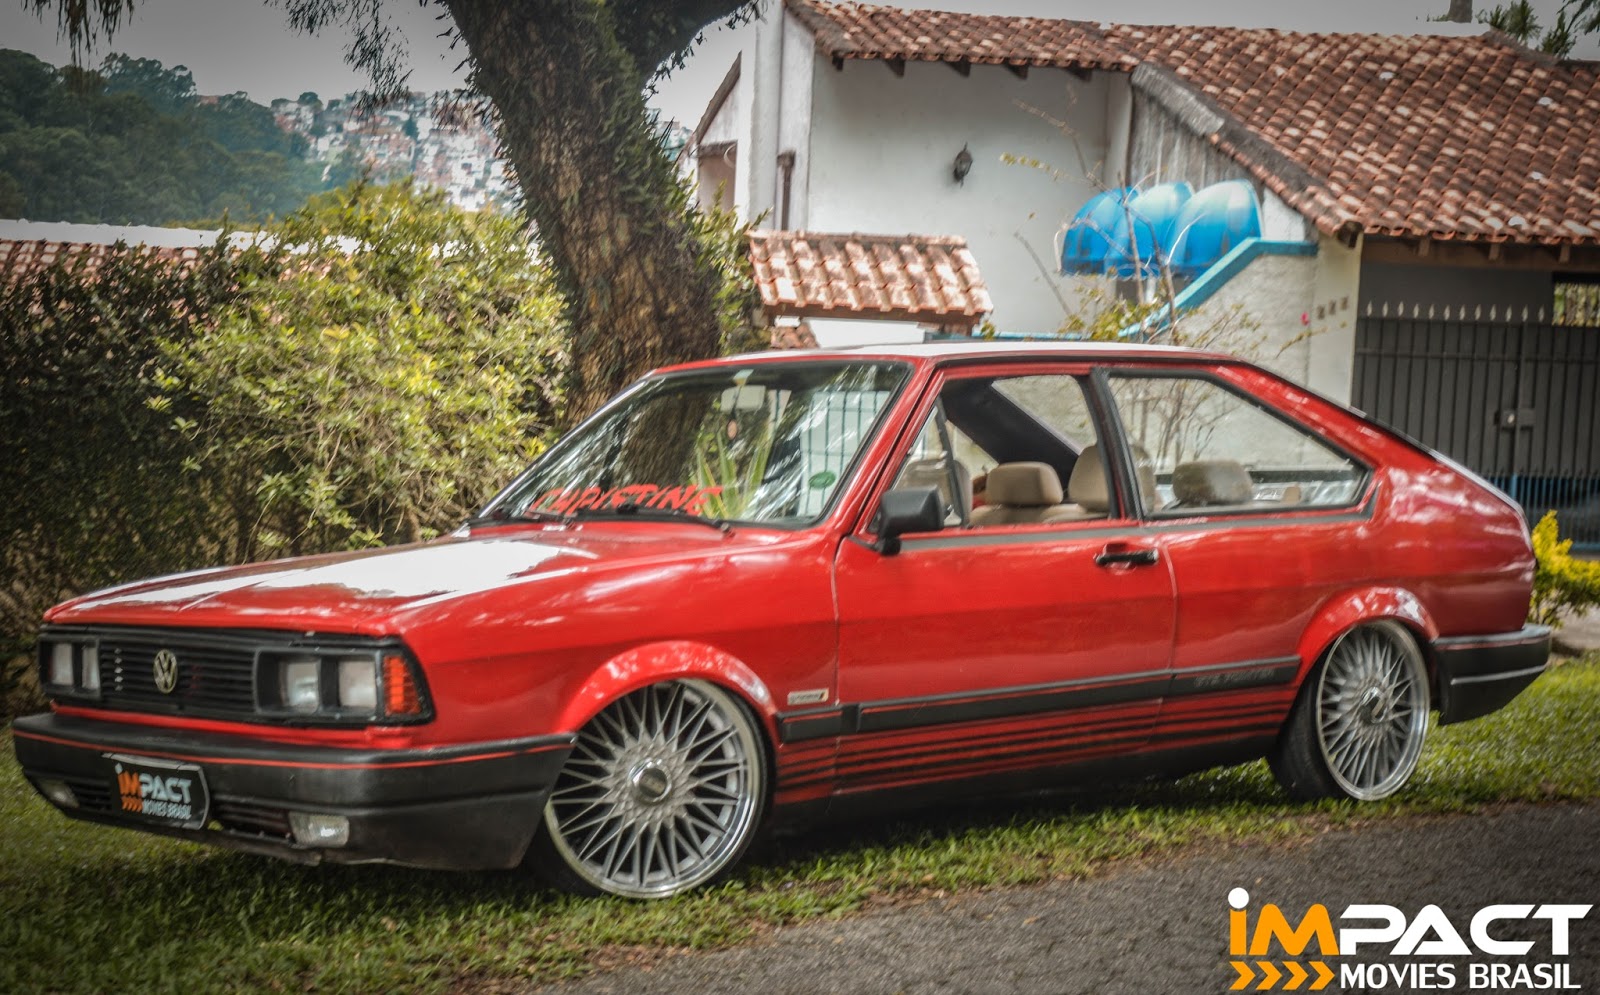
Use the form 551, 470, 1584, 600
46, 525, 772, 634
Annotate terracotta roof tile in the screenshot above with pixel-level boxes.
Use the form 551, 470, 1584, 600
769, 323, 821, 349
791, 1, 1600, 245
748, 230, 993, 324
788, 0, 1134, 71
0, 239, 207, 283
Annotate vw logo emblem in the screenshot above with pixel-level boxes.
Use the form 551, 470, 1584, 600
152, 649, 179, 694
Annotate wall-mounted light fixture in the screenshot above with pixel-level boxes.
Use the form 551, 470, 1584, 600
953, 144, 973, 185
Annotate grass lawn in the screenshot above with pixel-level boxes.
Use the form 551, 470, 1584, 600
3, 656, 1596, 994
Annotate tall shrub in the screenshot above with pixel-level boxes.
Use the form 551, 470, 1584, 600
0, 242, 242, 714
157, 181, 566, 558
2, 183, 568, 718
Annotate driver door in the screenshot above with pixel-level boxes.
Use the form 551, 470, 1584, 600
830, 366, 1176, 794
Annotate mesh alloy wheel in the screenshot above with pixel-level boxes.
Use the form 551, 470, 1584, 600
542, 679, 765, 898
1312, 621, 1430, 800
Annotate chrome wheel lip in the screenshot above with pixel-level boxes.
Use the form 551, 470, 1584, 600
1314, 621, 1429, 801
543, 679, 763, 899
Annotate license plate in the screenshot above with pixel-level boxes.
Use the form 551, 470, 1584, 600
105, 754, 210, 830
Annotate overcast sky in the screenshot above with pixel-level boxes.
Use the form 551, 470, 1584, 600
3, 0, 1596, 125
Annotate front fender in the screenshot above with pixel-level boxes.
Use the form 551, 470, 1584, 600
553, 640, 777, 735
1296, 586, 1439, 684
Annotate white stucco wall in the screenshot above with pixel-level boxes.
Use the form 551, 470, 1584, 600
1177, 234, 1361, 402
803, 59, 1113, 337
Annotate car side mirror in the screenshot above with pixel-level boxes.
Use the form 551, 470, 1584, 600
874, 486, 944, 555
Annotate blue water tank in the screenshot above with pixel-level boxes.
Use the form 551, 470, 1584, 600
1168, 180, 1263, 276
1061, 187, 1134, 275
1105, 182, 1193, 279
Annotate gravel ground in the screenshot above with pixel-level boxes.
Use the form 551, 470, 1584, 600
532, 804, 1599, 995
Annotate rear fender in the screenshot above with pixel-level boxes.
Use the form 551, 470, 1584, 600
1297, 587, 1439, 691
554, 640, 777, 737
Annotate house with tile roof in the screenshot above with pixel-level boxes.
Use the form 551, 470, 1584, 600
687, 0, 1600, 543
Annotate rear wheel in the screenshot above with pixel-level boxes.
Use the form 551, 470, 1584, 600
536, 679, 767, 898
1271, 621, 1429, 801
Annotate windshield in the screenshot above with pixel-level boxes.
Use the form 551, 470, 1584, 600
483, 360, 911, 527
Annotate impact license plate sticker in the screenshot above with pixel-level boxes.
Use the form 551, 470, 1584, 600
105, 754, 209, 829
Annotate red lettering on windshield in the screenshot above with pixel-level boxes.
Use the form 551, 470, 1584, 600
528, 484, 723, 516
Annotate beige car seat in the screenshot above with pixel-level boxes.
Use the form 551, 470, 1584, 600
971, 460, 1105, 525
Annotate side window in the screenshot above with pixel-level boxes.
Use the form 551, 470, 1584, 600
886, 373, 1121, 529
888, 406, 972, 527
1108, 374, 1367, 513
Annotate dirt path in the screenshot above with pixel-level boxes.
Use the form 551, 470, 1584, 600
531, 803, 1598, 994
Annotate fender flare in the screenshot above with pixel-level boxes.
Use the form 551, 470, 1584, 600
553, 640, 778, 738
1295, 587, 1439, 693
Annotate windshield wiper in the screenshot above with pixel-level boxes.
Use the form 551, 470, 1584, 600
570, 504, 732, 533
463, 509, 571, 529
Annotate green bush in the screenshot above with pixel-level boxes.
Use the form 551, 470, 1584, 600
0, 241, 242, 716
156, 182, 565, 557
1530, 510, 1600, 630
1, 182, 566, 718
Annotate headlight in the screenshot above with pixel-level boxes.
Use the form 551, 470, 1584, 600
39, 638, 101, 700
81, 645, 100, 691
48, 643, 74, 687
281, 657, 322, 713
337, 656, 377, 709
258, 647, 430, 724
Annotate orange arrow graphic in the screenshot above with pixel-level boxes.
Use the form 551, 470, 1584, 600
1256, 960, 1284, 991
1309, 961, 1335, 991
1283, 961, 1310, 990
1231, 961, 1256, 991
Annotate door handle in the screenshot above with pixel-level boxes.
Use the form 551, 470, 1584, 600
1095, 546, 1160, 568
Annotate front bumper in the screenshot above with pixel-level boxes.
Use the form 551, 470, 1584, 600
1432, 624, 1552, 725
12, 712, 574, 870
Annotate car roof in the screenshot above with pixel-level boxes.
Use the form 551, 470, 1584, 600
687, 339, 1236, 370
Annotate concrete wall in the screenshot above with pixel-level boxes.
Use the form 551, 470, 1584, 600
1178, 234, 1361, 401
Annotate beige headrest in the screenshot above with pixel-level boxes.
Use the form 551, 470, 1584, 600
985, 462, 1063, 507
1067, 445, 1110, 512
1172, 460, 1253, 506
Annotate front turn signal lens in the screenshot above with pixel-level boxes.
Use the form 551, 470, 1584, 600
382, 654, 423, 717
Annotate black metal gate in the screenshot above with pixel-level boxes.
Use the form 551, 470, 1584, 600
1353, 309, 1600, 549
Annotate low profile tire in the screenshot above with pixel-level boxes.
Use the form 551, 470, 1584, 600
1270, 620, 1430, 801
534, 679, 767, 899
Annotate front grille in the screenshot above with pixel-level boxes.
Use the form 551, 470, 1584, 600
42, 624, 402, 724
99, 634, 258, 715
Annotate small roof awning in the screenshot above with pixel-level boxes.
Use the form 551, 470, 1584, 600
748, 229, 992, 328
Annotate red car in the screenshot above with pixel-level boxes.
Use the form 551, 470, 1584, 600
14, 343, 1549, 898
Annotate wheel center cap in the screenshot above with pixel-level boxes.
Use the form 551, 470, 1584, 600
630, 762, 672, 803
1359, 686, 1391, 723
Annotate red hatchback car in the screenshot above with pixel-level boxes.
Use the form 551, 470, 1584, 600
15, 343, 1550, 897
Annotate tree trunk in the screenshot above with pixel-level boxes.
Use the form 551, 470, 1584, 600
444, 0, 735, 423
1446, 0, 1473, 23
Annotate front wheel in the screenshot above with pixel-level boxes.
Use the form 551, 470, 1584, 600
535, 679, 767, 898
1271, 620, 1430, 801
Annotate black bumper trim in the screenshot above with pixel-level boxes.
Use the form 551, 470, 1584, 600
1432, 624, 1551, 726
12, 713, 574, 870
